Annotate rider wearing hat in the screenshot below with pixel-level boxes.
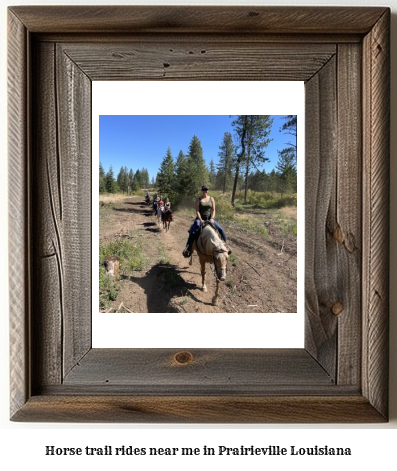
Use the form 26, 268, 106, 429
183, 184, 230, 258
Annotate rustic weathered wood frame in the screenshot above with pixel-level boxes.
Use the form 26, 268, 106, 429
8, 6, 390, 423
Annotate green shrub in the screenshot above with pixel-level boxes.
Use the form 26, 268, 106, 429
99, 265, 119, 310
99, 237, 147, 273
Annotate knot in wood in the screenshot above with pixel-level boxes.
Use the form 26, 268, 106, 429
174, 351, 194, 365
331, 302, 344, 316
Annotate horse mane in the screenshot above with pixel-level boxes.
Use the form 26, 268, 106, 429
200, 223, 227, 253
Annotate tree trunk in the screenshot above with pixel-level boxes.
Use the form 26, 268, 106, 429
243, 145, 252, 204
231, 116, 248, 207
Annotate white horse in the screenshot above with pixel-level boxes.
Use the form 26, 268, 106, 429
190, 223, 229, 306
156, 204, 164, 228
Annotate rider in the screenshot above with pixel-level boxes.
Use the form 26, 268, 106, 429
182, 184, 231, 258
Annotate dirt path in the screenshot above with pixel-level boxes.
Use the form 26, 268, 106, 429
100, 196, 297, 313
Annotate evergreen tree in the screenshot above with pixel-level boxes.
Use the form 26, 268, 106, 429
175, 136, 208, 197
280, 115, 297, 153
140, 168, 150, 189
242, 115, 273, 203
217, 131, 235, 193
174, 150, 190, 198
133, 169, 142, 190
117, 166, 129, 194
208, 159, 217, 190
157, 147, 175, 200
230, 115, 249, 206
99, 162, 105, 178
230, 115, 273, 204
187, 135, 209, 193
99, 162, 106, 193
105, 166, 118, 193
276, 148, 297, 195
128, 169, 135, 193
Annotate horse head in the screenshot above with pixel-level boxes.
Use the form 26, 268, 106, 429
210, 237, 229, 281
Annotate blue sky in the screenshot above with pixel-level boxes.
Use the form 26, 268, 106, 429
99, 115, 296, 180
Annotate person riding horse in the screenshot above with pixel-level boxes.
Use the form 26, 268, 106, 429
183, 185, 231, 258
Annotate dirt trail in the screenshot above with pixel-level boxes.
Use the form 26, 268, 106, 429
100, 196, 297, 313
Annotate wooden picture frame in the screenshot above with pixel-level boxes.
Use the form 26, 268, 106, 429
8, 6, 390, 423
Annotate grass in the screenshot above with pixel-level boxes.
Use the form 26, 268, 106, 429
99, 235, 148, 310
158, 246, 171, 265
229, 254, 238, 267
99, 236, 147, 273
234, 189, 297, 210
99, 265, 120, 310
174, 190, 297, 238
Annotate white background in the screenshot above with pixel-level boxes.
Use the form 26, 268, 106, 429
92, 81, 305, 348
1, 0, 396, 470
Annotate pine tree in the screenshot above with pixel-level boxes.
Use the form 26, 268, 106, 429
128, 169, 135, 193
280, 115, 297, 150
117, 166, 129, 194
276, 148, 297, 195
174, 150, 187, 195
133, 169, 142, 190
230, 115, 248, 206
99, 162, 105, 178
208, 159, 217, 190
105, 166, 118, 193
157, 147, 175, 200
186, 135, 209, 193
99, 162, 106, 193
242, 115, 273, 203
217, 131, 235, 193
140, 168, 150, 189
230, 115, 273, 204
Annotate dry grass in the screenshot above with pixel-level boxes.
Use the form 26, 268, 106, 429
99, 194, 130, 204
278, 206, 297, 220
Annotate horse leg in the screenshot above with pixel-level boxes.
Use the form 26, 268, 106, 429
212, 278, 220, 306
200, 259, 207, 292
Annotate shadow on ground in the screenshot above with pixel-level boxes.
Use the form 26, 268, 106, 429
122, 263, 213, 312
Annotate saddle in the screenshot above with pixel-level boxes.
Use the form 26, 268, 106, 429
201, 220, 219, 236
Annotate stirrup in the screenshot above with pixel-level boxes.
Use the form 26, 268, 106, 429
182, 247, 191, 258
226, 245, 232, 255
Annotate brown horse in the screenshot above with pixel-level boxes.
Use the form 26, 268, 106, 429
189, 223, 229, 306
162, 208, 173, 232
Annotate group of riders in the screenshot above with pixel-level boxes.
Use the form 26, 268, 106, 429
145, 184, 231, 259
145, 192, 171, 212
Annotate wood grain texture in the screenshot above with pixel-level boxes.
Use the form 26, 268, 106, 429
62, 349, 333, 391
56, 45, 92, 377
304, 57, 338, 377
8, 6, 390, 423
11, 396, 385, 424
362, 9, 390, 419
8, 10, 30, 418
60, 42, 335, 82
9, 6, 387, 34
31, 42, 92, 387
32, 42, 63, 388
335, 44, 362, 386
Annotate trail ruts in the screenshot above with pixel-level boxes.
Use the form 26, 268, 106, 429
99, 196, 297, 313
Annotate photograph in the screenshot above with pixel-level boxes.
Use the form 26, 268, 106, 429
97, 114, 298, 315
